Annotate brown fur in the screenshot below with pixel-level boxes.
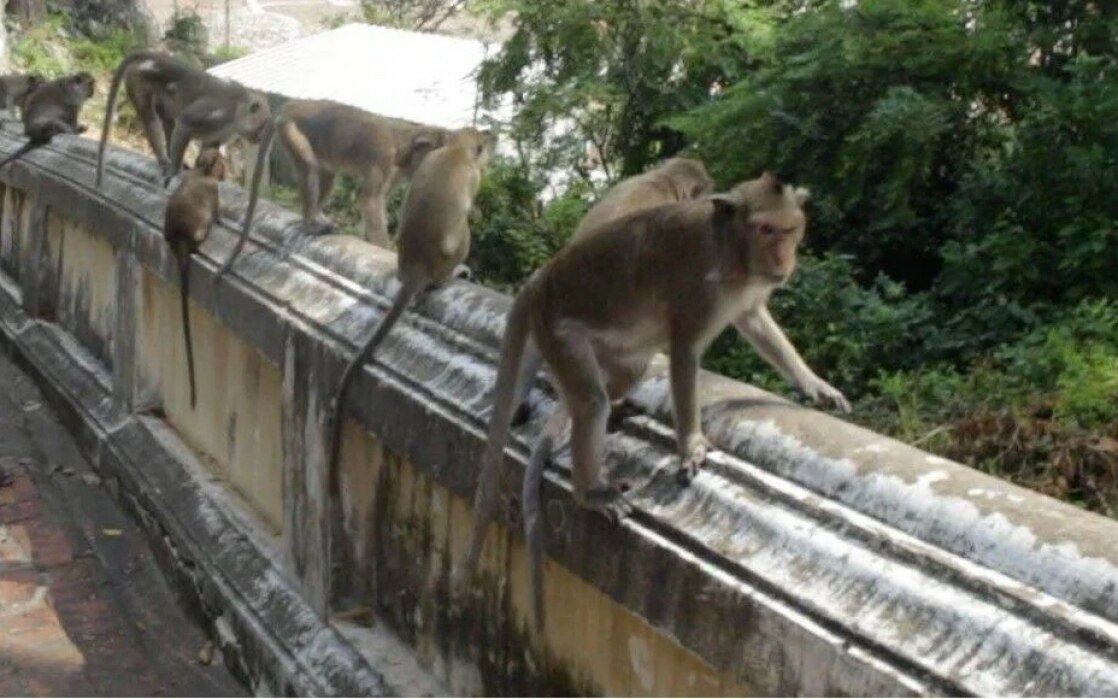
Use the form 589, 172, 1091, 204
457, 172, 850, 629
97, 50, 271, 188
0, 73, 95, 171
0, 73, 45, 118
163, 148, 227, 409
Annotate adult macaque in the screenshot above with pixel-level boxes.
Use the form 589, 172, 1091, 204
324, 126, 496, 485
508, 156, 717, 426
163, 148, 227, 409
574, 156, 714, 237
96, 50, 272, 188
0, 73, 45, 118
242, 99, 449, 247
0, 73, 95, 170
457, 172, 851, 629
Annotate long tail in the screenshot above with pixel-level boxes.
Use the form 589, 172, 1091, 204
97, 52, 150, 188
523, 428, 553, 630
326, 277, 422, 484
0, 141, 37, 170
179, 253, 197, 410
456, 286, 534, 588
217, 121, 276, 279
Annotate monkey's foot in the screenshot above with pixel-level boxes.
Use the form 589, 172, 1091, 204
576, 484, 634, 523
306, 217, 337, 236
676, 437, 712, 485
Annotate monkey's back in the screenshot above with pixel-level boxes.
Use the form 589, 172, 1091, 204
284, 100, 402, 170
165, 177, 217, 246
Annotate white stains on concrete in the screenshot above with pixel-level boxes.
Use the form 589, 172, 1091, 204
628, 635, 655, 693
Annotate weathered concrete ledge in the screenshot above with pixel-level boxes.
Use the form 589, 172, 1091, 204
2, 129, 1118, 696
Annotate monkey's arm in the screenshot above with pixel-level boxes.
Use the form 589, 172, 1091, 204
733, 307, 851, 413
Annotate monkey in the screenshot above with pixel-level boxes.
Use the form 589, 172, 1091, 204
96, 50, 272, 189
163, 148, 227, 410
0, 73, 95, 171
323, 126, 496, 501
455, 172, 851, 630
507, 156, 718, 428
239, 99, 449, 252
0, 73, 45, 119
573, 156, 715, 238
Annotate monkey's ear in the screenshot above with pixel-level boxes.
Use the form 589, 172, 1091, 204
709, 194, 740, 224
396, 132, 440, 169
793, 186, 811, 206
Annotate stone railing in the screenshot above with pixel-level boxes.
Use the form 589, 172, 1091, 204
1, 128, 1117, 696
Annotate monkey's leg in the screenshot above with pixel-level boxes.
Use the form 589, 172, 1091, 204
537, 327, 631, 521
318, 171, 336, 210
164, 123, 191, 185
140, 103, 172, 172
669, 343, 711, 484
359, 170, 392, 248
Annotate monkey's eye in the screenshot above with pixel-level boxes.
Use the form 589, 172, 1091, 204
757, 222, 776, 236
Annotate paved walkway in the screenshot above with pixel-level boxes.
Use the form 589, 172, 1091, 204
0, 352, 245, 697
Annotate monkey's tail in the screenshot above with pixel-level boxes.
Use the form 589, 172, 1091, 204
179, 253, 197, 410
97, 52, 147, 188
457, 286, 534, 587
326, 276, 423, 485
219, 122, 276, 279
523, 428, 553, 631
0, 141, 36, 171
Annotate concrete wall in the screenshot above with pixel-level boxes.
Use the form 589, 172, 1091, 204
2, 128, 1118, 696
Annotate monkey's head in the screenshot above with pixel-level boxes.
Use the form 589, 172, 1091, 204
194, 148, 227, 181
659, 157, 714, 200
448, 126, 497, 167
68, 72, 96, 100
237, 92, 273, 143
714, 171, 810, 285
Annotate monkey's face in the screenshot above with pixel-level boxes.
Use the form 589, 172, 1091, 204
239, 94, 273, 143
725, 172, 810, 285
451, 127, 497, 167
71, 72, 95, 99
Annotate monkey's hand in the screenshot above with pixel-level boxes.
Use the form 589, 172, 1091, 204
677, 434, 712, 485
576, 484, 633, 523
798, 375, 852, 414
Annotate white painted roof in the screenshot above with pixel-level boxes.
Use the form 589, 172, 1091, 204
208, 22, 505, 129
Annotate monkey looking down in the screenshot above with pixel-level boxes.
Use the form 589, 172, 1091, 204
0, 72, 95, 171
163, 148, 227, 410
457, 172, 851, 629
238, 99, 449, 254
323, 125, 497, 509
97, 50, 272, 189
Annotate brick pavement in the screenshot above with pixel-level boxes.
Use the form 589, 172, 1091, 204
0, 354, 246, 697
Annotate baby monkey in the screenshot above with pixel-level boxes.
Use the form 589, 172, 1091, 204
458, 173, 851, 629
164, 148, 227, 409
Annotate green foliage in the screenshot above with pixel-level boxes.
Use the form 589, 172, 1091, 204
164, 8, 208, 55
468, 158, 586, 291
10, 13, 136, 75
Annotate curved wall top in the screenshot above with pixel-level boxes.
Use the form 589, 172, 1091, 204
1, 127, 1117, 696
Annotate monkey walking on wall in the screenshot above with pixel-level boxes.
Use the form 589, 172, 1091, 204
323, 126, 496, 496
163, 148, 227, 409
0, 73, 95, 171
96, 50, 272, 190
237, 99, 449, 255
456, 172, 852, 630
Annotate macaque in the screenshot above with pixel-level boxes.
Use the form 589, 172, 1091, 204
96, 50, 272, 188
0, 73, 95, 170
509, 156, 717, 426
0, 73, 45, 118
240, 99, 448, 251
457, 172, 851, 629
324, 126, 496, 493
163, 148, 227, 409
